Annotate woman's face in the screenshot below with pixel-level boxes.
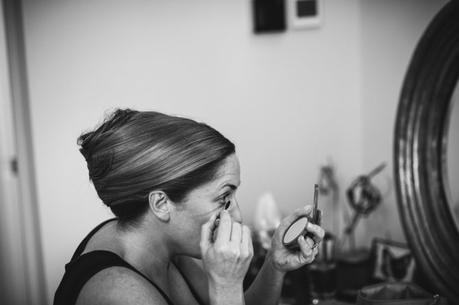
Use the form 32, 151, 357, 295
171, 154, 241, 257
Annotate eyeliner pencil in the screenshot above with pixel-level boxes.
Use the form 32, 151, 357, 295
312, 184, 319, 223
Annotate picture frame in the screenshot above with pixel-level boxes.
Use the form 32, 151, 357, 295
287, 0, 323, 30
371, 238, 415, 282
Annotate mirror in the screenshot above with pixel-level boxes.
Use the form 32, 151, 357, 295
394, 1, 459, 303
446, 81, 459, 229
283, 216, 308, 245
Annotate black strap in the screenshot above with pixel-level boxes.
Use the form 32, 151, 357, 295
54, 220, 175, 305
70, 218, 117, 261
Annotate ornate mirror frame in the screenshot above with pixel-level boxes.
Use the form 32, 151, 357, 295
394, 1, 459, 302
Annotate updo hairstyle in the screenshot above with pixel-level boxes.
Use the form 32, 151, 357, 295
77, 109, 235, 225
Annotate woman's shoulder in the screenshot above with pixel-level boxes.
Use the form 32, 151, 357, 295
75, 265, 170, 305
80, 220, 120, 255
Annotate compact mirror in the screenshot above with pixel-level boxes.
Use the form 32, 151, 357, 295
283, 184, 320, 249
283, 216, 309, 248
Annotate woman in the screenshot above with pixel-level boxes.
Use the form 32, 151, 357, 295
54, 109, 324, 305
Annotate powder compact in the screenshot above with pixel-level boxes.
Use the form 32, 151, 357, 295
283, 184, 321, 250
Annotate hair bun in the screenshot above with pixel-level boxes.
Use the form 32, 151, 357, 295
77, 108, 138, 181
77, 131, 95, 162
101, 108, 138, 132
77, 132, 113, 180
77, 108, 138, 159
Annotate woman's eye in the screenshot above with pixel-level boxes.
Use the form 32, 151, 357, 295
220, 194, 231, 209
223, 199, 231, 210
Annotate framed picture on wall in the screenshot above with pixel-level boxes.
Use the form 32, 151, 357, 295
371, 238, 416, 282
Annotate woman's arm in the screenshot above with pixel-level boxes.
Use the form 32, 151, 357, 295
176, 253, 284, 305
178, 207, 324, 305
244, 206, 324, 305
243, 253, 285, 305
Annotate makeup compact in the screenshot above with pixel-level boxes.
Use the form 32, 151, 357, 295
282, 184, 322, 250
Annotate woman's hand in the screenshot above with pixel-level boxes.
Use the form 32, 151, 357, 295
200, 210, 254, 288
268, 206, 325, 273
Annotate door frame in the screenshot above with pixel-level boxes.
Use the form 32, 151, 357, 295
0, 0, 47, 304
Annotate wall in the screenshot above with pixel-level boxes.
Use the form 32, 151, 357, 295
357, 0, 448, 246
20, 0, 446, 302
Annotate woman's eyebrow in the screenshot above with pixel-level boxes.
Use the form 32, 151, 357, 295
220, 183, 238, 190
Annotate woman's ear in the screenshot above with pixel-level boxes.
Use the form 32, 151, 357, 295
148, 191, 170, 222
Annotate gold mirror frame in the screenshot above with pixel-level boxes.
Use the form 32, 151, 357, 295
394, 1, 459, 303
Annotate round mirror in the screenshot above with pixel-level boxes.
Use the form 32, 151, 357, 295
283, 216, 308, 247
446, 81, 459, 229
284, 217, 308, 243
394, 1, 459, 303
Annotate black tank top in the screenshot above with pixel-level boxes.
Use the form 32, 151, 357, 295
53, 219, 175, 305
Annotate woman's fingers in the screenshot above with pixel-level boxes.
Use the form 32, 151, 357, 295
215, 210, 232, 243
297, 235, 314, 262
305, 236, 315, 248
230, 222, 242, 243
200, 213, 218, 250
306, 222, 325, 244
203, 211, 252, 264
241, 225, 250, 245
241, 225, 254, 259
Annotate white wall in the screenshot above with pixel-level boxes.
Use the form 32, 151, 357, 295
356, 0, 448, 246
20, 0, 446, 302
